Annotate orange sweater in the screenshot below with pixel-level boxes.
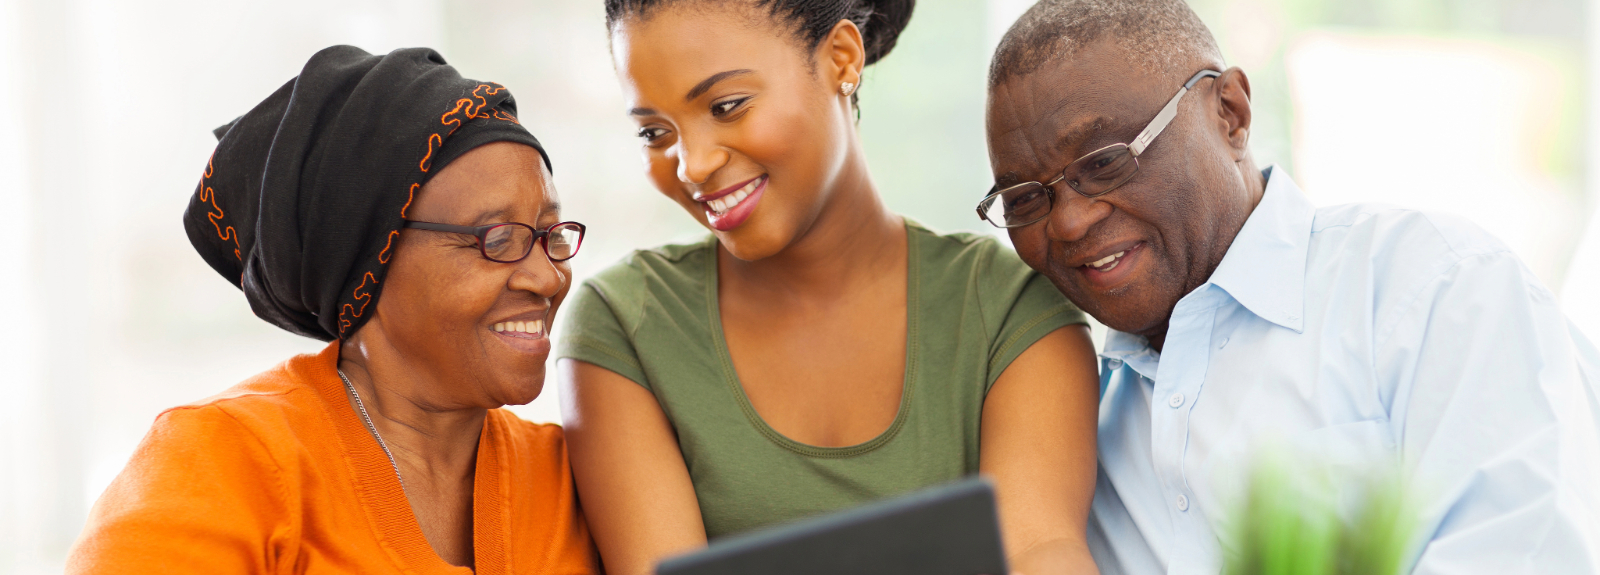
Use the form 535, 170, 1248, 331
68, 342, 599, 574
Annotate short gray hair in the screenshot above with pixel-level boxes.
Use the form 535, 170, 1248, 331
988, 0, 1224, 89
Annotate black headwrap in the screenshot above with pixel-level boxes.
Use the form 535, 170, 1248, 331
184, 45, 549, 342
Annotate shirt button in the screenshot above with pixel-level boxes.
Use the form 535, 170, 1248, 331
1107, 358, 1124, 370
1168, 393, 1185, 408
1218, 337, 1229, 349
1176, 494, 1190, 512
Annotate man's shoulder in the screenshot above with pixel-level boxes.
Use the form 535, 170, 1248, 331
1307, 203, 1519, 297
1304, 203, 1530, 335
1310, 203, 1512, 263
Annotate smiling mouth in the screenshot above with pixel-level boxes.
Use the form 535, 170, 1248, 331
1085, 250, 1127, 272
492, 319, 545, 339
703, 176, 764, 217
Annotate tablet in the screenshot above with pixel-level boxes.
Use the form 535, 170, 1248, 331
656, 477, 1009, 575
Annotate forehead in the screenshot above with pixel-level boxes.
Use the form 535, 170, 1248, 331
412, 142, 558, 222
611, 6, 803, 104
986, 41, 1175, 178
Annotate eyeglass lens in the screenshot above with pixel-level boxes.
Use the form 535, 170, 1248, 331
480, 223, 585, 263
482, 224, 533, 262
981, 144, 1142, 228
543, 223, 583, 261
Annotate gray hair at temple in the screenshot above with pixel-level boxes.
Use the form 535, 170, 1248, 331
988, 0, 1225, 88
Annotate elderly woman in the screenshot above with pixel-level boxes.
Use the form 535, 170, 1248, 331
66, 46, 598, 574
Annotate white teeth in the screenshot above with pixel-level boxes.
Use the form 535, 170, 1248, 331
494, 319, 546, 335
1089, 251, 1127, 269
705, 177, 763, 216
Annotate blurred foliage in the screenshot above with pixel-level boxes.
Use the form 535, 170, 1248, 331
1223, 453, 1418, 575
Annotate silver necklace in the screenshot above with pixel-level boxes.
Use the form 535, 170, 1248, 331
338, 369, 406, 489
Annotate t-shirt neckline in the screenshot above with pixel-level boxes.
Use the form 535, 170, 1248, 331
702, 219, 922, 458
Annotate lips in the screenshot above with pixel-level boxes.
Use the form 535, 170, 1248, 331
701, 175, 766, 232
1076, 241, 1145, 289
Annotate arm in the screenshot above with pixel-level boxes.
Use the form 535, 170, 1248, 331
1382, 252, 1600, 573
67, 406, 290, 574
980, 325, 1102, 575
559, 359, 708, 575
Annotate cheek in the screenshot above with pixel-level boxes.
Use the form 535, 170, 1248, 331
1009, 227, 1051, 270
379, 250, 501, 345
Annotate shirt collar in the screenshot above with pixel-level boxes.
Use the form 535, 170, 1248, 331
1207, 165, 1317, 333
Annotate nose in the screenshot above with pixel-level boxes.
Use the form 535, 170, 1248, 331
508, 246, 567, 299
1044, 187, 1113, 243
672, 130, 728, 185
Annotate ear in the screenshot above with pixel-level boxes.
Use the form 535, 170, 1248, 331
820, 19, 866, 90
1215, 67, 1252, 159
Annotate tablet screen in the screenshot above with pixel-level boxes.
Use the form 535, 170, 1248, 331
657, 477, 1009, 575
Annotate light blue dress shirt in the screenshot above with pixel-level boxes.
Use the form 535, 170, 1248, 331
1087, 167, 1600, 574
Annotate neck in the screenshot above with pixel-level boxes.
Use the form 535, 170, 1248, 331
720, 152, 903, 298
337, 340, 486, 483
1142, 159, 1268, 355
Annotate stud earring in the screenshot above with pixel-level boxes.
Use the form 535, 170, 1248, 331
840, 81, 856, 96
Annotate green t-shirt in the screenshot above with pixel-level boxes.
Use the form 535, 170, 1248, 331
556, 220, 1086, 539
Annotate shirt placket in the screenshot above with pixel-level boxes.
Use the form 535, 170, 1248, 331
1152, 288, 1220, 573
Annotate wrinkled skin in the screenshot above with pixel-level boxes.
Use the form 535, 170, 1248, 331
986, 40, 1264, 350
339, 141, 571, 566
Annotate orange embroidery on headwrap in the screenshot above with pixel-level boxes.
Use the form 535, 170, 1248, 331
377, 231, 400, 264
492, 109, 520, 124
421, 83, 512, 172
197, 155, 243, 261
337, 271, 379, 334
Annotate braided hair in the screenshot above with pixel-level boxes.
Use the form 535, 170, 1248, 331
606, 0, 916, 106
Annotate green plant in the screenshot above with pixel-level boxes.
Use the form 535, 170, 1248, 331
1223, 454, 1416, 575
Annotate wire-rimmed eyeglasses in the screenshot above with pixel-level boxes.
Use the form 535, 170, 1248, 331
977, 69, 1223, 229
401, 220, 586, 263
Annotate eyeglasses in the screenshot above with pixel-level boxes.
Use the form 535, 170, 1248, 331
401, 220, 586, 263
977, 69, 1223, 229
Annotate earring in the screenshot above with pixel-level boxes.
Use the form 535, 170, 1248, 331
840, 81, 856, 96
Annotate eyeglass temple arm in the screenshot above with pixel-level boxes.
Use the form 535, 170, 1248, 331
1128, 69, 1222, 157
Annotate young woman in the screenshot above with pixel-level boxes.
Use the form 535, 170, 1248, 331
557, 2, 1101, 573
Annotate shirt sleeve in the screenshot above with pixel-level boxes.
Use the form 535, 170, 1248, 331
556, 282, 651, 390
67, 405, 295, 574
1379, 251, 1600, 573
986, 270, 1089, 393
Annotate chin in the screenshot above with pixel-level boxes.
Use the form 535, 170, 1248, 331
714, 218, 795, 262
495, 376, 547, 407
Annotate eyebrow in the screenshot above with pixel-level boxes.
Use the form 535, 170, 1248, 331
1053, 116, 1119, 155
471, 209, 512, 226
994, 115, 1122, 188
685, 69, 752, 101
468, 200, 563, 226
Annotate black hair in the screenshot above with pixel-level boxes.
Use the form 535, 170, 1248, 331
605, 0, 916, 67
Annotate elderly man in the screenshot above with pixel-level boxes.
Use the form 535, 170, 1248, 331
980, 0, 1600, 573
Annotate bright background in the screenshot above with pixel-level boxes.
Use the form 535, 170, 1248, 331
2, 0, 1597, 571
